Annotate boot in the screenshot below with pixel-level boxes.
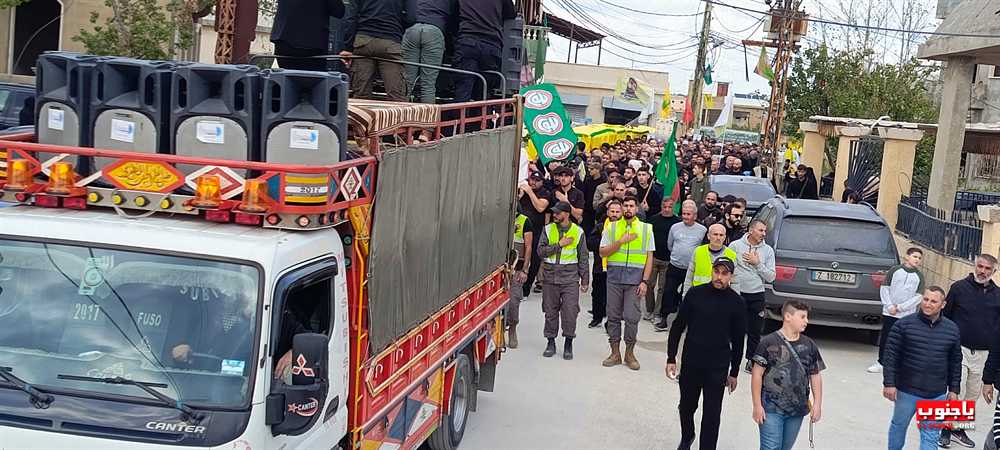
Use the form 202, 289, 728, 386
563, 337, 574, 360
602, 343, 622, 367
543, 338, 556, 357
507, 325, 518, 349
624, 343, 640, 370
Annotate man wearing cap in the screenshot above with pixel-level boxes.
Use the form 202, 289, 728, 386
507, 209, 533, 349
684, 223, 739, 296
552, 166, 585, 224
600, 196, 655, 370
536, 201, 589, 359
667, 257, 747, 450
519, 173, 551, 298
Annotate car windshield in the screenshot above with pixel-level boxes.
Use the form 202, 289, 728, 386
0, 239, 260, 409
711, 181, 776, 204
777, 217, 897, 259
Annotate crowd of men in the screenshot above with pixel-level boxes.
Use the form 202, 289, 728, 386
508, 133, 1000, 450
271, 0, 515, 106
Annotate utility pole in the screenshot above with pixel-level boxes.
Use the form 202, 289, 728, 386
743, 0, 806, 183
688, 2, 713, 134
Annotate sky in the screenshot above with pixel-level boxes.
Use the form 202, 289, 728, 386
542, 0, 941, 96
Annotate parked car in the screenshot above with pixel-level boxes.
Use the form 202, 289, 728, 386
755, 197, 899, 341
709, 174, 777, 216
0, 83, 35, 131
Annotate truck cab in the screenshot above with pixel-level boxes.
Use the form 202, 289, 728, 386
0, 206, 352, 449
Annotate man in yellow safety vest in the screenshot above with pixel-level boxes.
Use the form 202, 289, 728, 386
684, 223, 739, 296
507, 210, 534, 349
536, 201, 590, 360
600, 195, 655, 370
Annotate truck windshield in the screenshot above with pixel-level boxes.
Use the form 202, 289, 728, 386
0, 239, 260, 409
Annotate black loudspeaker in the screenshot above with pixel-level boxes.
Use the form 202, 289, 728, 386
34, 52, 105, 171
500, 17, 524, 96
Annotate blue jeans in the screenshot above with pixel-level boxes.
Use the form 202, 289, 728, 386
759, 410, 805, 450
888, 390, 946, 450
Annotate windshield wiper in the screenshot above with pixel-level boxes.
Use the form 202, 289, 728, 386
57, 374, 203, 422
0, 366, 54, 409
833, 247, 880, 257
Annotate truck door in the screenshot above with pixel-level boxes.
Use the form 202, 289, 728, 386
269, 257, 349, 449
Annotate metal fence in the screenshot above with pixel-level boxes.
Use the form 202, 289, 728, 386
896, 197, 983, 262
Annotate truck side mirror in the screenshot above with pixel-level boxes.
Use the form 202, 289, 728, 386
267, 333, 330, 436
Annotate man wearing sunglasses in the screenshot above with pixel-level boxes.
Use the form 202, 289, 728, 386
723, 202, 747, 246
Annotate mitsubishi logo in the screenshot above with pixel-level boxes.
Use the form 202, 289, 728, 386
291, 354, 315, 378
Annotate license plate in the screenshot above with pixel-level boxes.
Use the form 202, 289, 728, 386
811, 271, 857, 284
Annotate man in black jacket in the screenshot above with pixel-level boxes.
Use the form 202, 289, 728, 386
883, 286, 962, 450
666, 257, 746, 450
342, 0, 407, 101
270, 0, 345, 71
941, 254, 1000, 448
453, 0, 516, 102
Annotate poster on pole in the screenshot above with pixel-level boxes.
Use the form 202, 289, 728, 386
520, 83, 578, 165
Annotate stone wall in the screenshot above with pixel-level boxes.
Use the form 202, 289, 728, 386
893, 233, 977, 289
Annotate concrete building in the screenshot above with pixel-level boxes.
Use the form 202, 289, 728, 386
934, 0, 1000, 124
1, 0, 109, 77
1, 1, 271, 82
917, 0, 1000, 211
668, 87, 767, 131
543, 61, 670, 126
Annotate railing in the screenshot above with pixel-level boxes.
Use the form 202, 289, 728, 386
896, 197, 982, 263
955, 191, 1000, 211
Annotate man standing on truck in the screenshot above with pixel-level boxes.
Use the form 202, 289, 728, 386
452, 0, 516, 102
537, 201, 589, 360
868, 247, 924, 374
600, 196, 655, 370
507, 209, 534, 349
666, 257, 746, 450
940, 254, 1000, 449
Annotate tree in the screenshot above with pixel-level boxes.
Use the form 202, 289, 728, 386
783, 44, 939, 175
72, 0, 197, 60
0, 0, 29, 8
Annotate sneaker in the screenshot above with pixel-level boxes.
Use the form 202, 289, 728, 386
743, 360, 753, 374
642, 312, 653, 321
532, 284, 543, 294
654, 321, 670, 332
952, 430, 975, 448
652, 315, 663, 324
588, 319, 603, 328
866, 362, 883, 373
939, 430, 952, 448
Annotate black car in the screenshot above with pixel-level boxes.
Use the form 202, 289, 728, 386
755, 198, 899, 338
0, 83, 35, 131
709, 174, 777, 216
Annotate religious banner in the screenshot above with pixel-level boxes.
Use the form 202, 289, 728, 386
520, 83, 579, 165
613, 76, 654, 109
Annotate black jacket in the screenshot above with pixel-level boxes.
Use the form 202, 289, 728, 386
344, 0, 407, 50
882, 312, 962, 398
667, 284, 746, 377
944, 275, 1000, 350
983, 328, 1000, 385
457, 0, 516, 44
271, 0, 346, 51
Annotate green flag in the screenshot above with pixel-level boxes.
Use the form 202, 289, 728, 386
703, 64, 713, 85
654, 121, 681, 214
520, 83, 578, 165
755, 47, 775, 82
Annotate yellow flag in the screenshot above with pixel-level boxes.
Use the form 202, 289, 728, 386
704, 93, 715, 109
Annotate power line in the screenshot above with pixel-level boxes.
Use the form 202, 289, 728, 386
594, 0, 704, 17
705, 0, 1000, 39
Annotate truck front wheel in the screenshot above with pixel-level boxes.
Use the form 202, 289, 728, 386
428, 354, 472, 450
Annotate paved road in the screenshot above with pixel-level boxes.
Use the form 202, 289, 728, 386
462, 291, 996, 450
